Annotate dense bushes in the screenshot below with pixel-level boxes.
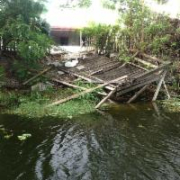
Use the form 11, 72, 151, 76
82, 23, 111, 54
0, 0, 53, 80
82, 0, 180, 59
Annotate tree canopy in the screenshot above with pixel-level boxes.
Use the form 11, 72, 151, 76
0, 0, 52, 61
0, 0, 52, 80
59, 0, 92, 8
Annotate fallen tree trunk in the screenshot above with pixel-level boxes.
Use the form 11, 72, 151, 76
47, 75, 127, 107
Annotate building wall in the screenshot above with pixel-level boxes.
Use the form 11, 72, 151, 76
50, 29, 80, 46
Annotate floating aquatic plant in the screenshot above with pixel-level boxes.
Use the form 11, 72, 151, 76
17, 133, 32, 141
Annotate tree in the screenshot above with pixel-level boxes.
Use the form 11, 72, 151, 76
155, 0, 169, 4
0, 0, 52, 61
82, 23, 113, 54
0, 0, 53, 80
59, 0, 92, 8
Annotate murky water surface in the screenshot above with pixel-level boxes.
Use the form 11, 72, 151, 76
0, 103, 180, 180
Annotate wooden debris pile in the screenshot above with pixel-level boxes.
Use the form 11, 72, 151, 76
23, 52, 172, 109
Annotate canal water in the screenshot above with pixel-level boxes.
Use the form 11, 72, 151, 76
0, 103, 180, 180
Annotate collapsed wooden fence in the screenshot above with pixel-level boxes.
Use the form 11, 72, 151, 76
22, 53, 171, 108
43, 54, 171, 108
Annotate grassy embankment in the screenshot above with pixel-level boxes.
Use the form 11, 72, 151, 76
0, 84, 101, 118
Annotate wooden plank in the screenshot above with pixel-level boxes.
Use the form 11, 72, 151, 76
90, 62, 122, 76
116, 76, 160, 97
127, 85, 149, 104
127, 62, 148, 71
102, 62, 122, 71
87, 74, 104, 83
133, 62, 171, 80
23, 67, 52, 85
47, 75, 127, 107
95, 88, 117, 109
163, 80, 171, 99
134, 57, 158, 69
152, 71, 167, 101
53, 78, 107, 97
129, 49, 163, 63
59, 68, 102, 83
142, 53, 163, 63
105, 85, 115, 91
52, 78, 86, 90
152, 102, 161, 116
101, 60, 119, 66
90, 69, 103, 75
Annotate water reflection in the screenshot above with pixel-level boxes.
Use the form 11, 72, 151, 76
0, 103, 180, 180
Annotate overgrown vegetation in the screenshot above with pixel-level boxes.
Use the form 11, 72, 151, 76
1, 0, 180, 118
117, 0, 180, 58
0, 87, 99, 118
82, 0, 180, 58
0, 66, 5, 81
0, 0, 52, 80
161, 99, 180, 112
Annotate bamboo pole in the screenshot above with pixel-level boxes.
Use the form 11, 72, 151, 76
162, 80, 171, 99
142, 53, 163, 63
129, 49, 163, 63
134, 57, 158, 69
47, 76, 127, 107
23, 67, 52, 85
127, 62, 148, 71
60, 68, 103, 83
141, 0, 145, 44
152, 102, 161, 117
133, 62, 171, 80
127, 85, 149, 104
53, 78, 107, 97
152, 71, 167, 101
52, 79, 86, 90
95, 88, 117, 109
116, 75, 160, 97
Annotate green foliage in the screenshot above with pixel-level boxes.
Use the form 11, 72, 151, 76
12, 61, 30, 80
102, 0, 116, 9
0, 125, 13, 140
0, 88, 98, 118
78, 0, 92, 7
74, 81, 100, 101
59, 0, 92, 8
82, 23, 113, 53
18, 133, 32, 141
0, 91, 19, 107
0, 0, 53, 74
115, 0, 180, 58
155, 0, 169, 4
0, 66, 5, 81
162, 99, 180, 112
17, 30, 52, 63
